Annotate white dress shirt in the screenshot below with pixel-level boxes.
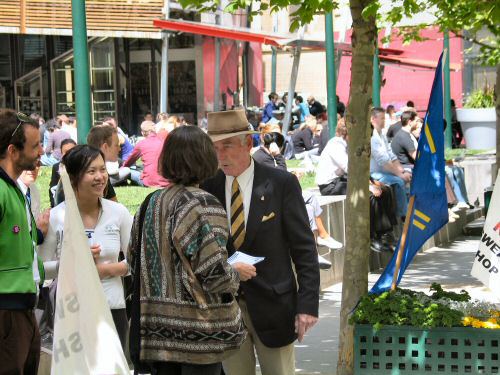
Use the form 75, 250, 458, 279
224, 158, 255, 232
315, 137, 348, 186
370, 129, 397, 174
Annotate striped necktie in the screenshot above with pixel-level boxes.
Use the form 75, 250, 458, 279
230, 178, 245, 249
26, 187, 32, 207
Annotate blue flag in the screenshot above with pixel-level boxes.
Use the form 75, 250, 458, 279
370, 53, 449, 294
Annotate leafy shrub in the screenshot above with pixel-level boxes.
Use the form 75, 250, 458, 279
464, 86, 495, 108
350, 284, 500, 330
350, 288, 464, 330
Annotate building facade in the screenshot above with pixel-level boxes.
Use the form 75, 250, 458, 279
0, 0, 263, 134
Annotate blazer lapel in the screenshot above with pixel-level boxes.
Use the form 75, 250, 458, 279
242, 163, 270, 251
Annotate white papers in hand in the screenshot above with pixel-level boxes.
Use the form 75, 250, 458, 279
228, 251, 265, 266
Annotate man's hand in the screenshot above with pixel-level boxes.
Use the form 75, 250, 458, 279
36, 209, 50, 236
401, 171, 412, 183
232, 262, 256, 281
369, 184, 382, 197
295, 314, 318, 342
90, 244, 101, 263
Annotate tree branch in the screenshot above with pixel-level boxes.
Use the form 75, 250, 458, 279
452, 33, 497, 51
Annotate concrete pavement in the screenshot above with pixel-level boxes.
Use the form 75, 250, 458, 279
293, 235, 500, 375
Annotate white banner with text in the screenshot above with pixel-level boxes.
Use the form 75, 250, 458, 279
471, 173, 500, 300
51, 172, 129, 374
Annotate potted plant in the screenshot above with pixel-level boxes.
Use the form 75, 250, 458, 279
456, 86, 496, 150
351, 284, 500, 373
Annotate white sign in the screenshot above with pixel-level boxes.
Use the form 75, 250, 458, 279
471, 173, 500, 300
51, 172, 129, 374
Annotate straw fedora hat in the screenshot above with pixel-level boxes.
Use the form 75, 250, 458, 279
207, 109, 258, 142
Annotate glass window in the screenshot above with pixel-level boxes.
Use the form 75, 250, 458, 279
52, 55, 76, 117
90, 39, 116, 122
51, 37, 117, 123
15, 68, 45, 116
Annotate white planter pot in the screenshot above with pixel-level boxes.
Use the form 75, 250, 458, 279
456, 108, 496, 150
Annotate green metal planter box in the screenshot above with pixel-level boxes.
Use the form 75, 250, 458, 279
354, 324, 500, 374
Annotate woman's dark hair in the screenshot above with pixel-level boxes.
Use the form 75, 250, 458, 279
62, 145, 106, 189
386, 105, 395, 113
0, 109, 38, 158
60, 138, 77, 151
268, 92, 278, 101
263, 132, 284, 149
159, 126, 218, 185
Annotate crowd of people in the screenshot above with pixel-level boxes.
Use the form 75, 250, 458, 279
0, 106, 322, 375
0, 90, 471, 374
261, 93, 472, 253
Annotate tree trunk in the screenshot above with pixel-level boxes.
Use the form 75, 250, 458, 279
336, 1, 377, 374
496, 63, 499, 177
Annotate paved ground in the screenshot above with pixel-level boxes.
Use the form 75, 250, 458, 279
292, 236, 500, 375
40, 236, 498, 375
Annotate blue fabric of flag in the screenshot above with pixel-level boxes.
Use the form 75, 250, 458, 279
370, 53, 449, 294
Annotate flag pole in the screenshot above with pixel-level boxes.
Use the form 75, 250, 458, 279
391, 195, 416, 291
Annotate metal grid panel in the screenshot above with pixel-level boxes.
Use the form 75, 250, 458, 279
355, 324, 500, 374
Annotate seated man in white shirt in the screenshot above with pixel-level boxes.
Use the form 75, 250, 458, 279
87, 124, 131, 186
369, 107, 411, 220
315, 123, 348, 196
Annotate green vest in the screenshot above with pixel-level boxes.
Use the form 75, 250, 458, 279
0, 168, 44, 309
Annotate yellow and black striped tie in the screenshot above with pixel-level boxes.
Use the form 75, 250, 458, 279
231, 178, 245, 249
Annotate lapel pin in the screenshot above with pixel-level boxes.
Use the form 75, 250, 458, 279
12, 225, 20, 234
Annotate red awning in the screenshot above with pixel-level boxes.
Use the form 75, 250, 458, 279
154, 18, 458, 70
153, 19, 287, 47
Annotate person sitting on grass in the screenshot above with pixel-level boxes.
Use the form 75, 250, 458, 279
123, 121, 170, 188
87, 124, 131, 187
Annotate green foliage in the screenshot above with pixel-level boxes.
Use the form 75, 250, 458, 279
444, 148, 490, 161
179, 0, 338, 32
350, 287, 465, 329
178, 0, 499, 65
429, 283, 470, 302
381, 0, 500, 66
463, 86, 496, 108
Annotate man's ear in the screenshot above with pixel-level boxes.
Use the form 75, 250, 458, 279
100, 142, 108, 154
246, 135, 254, 150
7, 143, 20, 159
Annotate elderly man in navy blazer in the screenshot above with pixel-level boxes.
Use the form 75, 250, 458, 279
202, 109, 320, 375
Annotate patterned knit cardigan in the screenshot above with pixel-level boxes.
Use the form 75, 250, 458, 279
128, 184, 241, 364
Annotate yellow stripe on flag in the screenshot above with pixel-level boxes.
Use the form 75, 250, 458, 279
424, 123, 436, 153
414, 209, 431, 223
413, 219, 426, 230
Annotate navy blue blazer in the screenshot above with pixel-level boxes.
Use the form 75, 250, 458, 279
201, 161, 320, 348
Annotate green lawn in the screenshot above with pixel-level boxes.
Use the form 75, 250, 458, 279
35, 166, 156, 215
36, 164, 316, 215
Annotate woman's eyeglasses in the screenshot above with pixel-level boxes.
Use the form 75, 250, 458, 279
11, 112, 31, 140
